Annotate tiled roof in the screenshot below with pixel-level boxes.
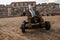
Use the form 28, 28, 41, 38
11, 1, 36, 4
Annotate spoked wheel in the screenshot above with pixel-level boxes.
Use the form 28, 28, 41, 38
45, 21, 51, 30
21, 21, 26, 33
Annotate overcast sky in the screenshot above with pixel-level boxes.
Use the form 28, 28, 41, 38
0, 0, 60, 5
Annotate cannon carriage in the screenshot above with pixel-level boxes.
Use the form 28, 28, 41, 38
20, 5, 51, 33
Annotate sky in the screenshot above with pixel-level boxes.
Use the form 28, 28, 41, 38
0, 0, 60, 5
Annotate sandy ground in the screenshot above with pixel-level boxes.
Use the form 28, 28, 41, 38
0, 16, 60, 40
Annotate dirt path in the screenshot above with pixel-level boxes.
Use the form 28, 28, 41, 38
0, 16, 60, 40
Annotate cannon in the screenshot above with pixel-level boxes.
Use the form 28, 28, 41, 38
20, 5, 51, 33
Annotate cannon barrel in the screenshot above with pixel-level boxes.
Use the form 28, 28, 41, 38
28, 5, 36, 17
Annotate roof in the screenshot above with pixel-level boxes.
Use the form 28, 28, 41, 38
36, 3, 59, 6
11, 1, 36, 4
0, 5, 6, 8
48, 3, 59, 5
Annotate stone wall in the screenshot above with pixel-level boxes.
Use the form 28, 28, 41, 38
36, 3, 60, 16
